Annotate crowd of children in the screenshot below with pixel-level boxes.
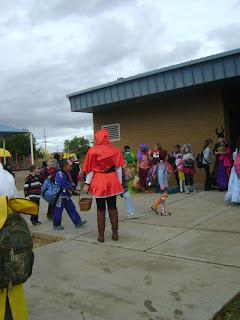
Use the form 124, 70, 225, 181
122, 142, 197, 215
22, 129, 240, 230
23, 154, 86, 229
121, 131, 240, 212
1, 128, 239, 320
1, 127, 239, 320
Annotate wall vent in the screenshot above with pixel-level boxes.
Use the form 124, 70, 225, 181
101, 123, 120, 142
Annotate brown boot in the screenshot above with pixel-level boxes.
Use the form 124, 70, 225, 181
109, 208, 119, 241
97, 210, 105, 242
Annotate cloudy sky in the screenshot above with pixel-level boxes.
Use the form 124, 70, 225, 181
0, 0, 239, 151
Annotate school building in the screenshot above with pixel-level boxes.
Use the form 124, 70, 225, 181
67, 49, 240, 154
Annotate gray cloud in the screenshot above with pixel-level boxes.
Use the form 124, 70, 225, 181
140, 40, 202, 70
208, 23, 240, 51
28, 0, 136, 22
0, 0, 239, 152
0, 59, 94, 151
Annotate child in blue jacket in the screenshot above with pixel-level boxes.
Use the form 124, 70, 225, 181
53, 160, 87, 230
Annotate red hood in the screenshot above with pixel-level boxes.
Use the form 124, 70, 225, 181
83, 129, 125, 174
95, 129, 110, 146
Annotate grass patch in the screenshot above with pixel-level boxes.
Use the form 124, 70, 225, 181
213, 293, 240, 320
32, 233, 63, 248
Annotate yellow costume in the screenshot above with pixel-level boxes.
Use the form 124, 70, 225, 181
0, 196, 38, 320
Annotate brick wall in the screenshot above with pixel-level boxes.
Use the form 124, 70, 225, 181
94, 87, 224, 151
93, 86, 225, 182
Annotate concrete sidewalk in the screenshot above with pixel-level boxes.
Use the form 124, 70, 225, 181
19, 190, 240, 320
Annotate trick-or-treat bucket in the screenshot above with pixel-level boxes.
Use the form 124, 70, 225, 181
79, 194, 92, 212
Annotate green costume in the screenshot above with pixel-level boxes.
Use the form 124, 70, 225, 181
124, 151, 137, 193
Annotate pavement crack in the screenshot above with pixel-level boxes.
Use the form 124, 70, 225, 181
146, 252, 240, 269
72, 237, 240, 269
72, 231, 93, 239
190, 207, 229, 229
143, 228, 190, 252
191, 228, 240, 234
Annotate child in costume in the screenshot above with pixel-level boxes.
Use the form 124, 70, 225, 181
53, 153, 62, 171
39, 158, 57, 220
105, 163, 136, 220
82, 129, 125, 242
76, 166, 85, 193
125, 164, 136, 193
24, 165, 42, 225
182, 144, 195, 194
124, 146, 137, 167
151, 150, 171, 215
123, 146, 137, 193
137, 144, 150, 192
148, 144, 161, 191
175, 153, 185, 192
0, 163, 38, 320
169, 144, 181, 188
0, 163, 17, 199
212, 127, 232, 191
225, 136, 240, 204
53, 160, 87, 230
150, 144, 162, 165
202, 139, 214, 191
122, 162, 136, 217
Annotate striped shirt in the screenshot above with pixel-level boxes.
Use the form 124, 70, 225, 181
24, 174, 41, 200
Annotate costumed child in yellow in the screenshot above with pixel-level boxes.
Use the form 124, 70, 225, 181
0, 163, 38, 320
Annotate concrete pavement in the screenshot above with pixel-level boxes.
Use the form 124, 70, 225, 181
18, 190, 240, 320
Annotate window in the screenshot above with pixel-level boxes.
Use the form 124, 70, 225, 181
101, 123, 120, 142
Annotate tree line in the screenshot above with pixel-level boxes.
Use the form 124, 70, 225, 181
4, 132, 90, 160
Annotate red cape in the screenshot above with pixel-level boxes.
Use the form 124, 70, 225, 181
83, 129, 125, 174
82, 129, 124, 198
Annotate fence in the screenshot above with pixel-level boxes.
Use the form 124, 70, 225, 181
3, 155, 43, 171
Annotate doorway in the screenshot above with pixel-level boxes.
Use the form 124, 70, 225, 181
222, 83, 240, 148
229, 109, 240, 146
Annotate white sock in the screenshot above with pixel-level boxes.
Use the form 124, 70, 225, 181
160, 202, 166, 213
180, 180, 183, 192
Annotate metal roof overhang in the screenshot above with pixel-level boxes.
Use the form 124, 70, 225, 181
0, 124, 27, 138
67, 48, 240, 113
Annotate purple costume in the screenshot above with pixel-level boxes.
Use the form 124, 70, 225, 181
53, 171, 82, 227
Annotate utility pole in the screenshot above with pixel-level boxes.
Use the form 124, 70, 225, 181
30, 132, 34, 165
3, 139, 6, 165
44, 128, 47, 151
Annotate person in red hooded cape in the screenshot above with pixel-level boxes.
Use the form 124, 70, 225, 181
82, 129, 125, 242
